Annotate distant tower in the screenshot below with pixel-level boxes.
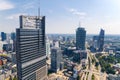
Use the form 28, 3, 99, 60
92, 36, 99, 49
11, 32, 16, 52
46, 37, 51, 58
98, 29, 105, 51
76, 26, 86, 50
51, 47, 63, 73
11, 32, 16, 40
1, 32, 6, 41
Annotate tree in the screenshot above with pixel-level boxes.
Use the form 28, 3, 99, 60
13, 76, 17, 80
95, 62, 99, 67
92, 74, 95, 80
9, 75, 12, 80
77, 75, 80, 80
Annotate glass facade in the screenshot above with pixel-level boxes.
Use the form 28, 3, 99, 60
16, 16, 47, 80
98, 29, 105, 51
76, 27, 86, 50
51, 48, 62, 72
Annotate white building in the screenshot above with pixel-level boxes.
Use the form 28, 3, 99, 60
108, 74, 120, 80
46, 38, 51, 58
53, 41, 59, 48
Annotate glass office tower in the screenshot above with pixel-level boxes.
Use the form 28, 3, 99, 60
76, 27, 86, 50
16, 15, 47, 80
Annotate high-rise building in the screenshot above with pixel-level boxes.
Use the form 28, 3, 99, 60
46, 37, 51, 58
12, 39, 16, 52
11, 32, 16, 40
98, 29, 105, 51
73, 50, 87, 63
51, 47, 63, 73
0, 41, 2, 51
16, 15, 47, 80
11, 32, 16, 52
76, 27, 86, 50
3, 43, 13, 52
11, 52, 16, 64
1, 32, 6, 41
93, 36, 99, 49
91, 29, 105, 52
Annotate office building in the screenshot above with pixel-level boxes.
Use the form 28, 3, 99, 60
108, 74, 120, 80
98, 29, 105, 51
0, 41, 2, 51
11, 32, 16, 41
16, 15, 47, 80
53, 40, 60, 48
46, 37, 51, 58
11, 52, 16, 64
51, 47, 63, 73
76, 27, 86, 50
11, 32, 16, 52
91, 29, 105, 52
93, 36, 99, 48
73, 50, 87, 63
12, 39, 16, 52
1, 32, 6, 41
3, 43, 13, 52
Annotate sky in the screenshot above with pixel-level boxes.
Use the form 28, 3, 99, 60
0, 0, 120, 34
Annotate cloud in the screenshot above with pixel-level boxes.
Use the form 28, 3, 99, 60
6, 13, 27, 20
68, 8, 87, 18
22, 2, 35, 10
0, 0, 14, 11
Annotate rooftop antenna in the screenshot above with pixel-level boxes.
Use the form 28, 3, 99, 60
38, 0, 40, 18
79, 21, 81, 27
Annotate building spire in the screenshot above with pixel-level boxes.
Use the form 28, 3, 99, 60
79, 21, 81, 27
38, 7, 40, 17
38, 0, 40, 18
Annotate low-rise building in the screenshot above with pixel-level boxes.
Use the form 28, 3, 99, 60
81, 59, 88, 67
108, 74, 120, 80
73, 50, 87, 63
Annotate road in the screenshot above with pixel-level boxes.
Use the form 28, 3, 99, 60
79, 50, 107, 80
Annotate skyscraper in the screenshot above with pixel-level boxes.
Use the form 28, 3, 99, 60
16, 15, 47, 80
51, 47, 63, 73
46, 37, 51, 58
1, 32, 6, 41
76, 27, 86, 50
98, 29, 105, 51
11, 32, 16, 40
92, 36, 99, 50
11, 32, 16, 52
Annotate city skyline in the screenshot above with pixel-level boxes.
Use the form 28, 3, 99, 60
1, 0, 120, 80
1, 0, 120, 34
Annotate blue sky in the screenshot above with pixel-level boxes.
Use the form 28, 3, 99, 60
0, 0, 120, 34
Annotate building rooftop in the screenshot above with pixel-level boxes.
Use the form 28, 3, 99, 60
73, 50, 87, 53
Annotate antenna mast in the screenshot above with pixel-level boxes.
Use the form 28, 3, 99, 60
38, 0, 40, 18
79, 21, 81, 27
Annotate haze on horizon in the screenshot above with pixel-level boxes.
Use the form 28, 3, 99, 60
0, 0, 120, 34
